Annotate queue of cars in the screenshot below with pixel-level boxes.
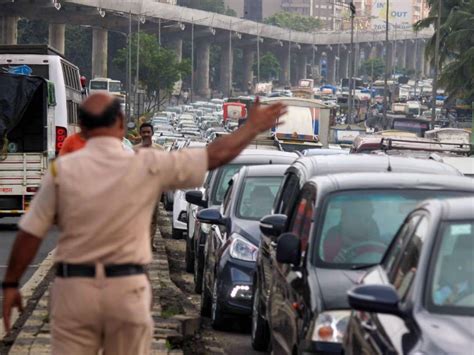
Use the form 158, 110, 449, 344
156, 98, 473, 355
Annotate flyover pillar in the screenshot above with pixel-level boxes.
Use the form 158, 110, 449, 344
279, 51, 290, 87
398, 41, 407, 69
196, 40, 211, 98
353, 43, 360, 77
219, 40, 233, 96
0, 16, 18, 44
48, 24, 65, 54
339, 47, 348, 80
406, 41, 416, 72
296, 54, 307, 81
168, 38, 183, 62
242, 48, 254, 91
327, 50, 337, 85
92, 28, 108, 79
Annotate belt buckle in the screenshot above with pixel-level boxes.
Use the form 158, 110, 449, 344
62, 263, 68, 277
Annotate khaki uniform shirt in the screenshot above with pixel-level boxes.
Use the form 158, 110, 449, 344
19, 137, 207, 265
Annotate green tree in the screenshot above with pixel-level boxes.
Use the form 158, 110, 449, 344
264, 11, 322, 32
114, 32, 191, 112
359, 58, 385, 80
415, 0, 474, 101
253, 53, 280, 82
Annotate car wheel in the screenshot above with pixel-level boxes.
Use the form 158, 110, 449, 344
172, 228, 184, 240
251, 281, 270, 351
211, 278, 226, 330
185, 238, 194, 273
163, 194, 173, 211
200, 259, 212, 317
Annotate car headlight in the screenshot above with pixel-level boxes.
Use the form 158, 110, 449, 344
229, 234, 258, 262
201, 223, 211, 234
312, 310, 350, 343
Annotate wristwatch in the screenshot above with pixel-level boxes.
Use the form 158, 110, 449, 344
1, 281, 19, 289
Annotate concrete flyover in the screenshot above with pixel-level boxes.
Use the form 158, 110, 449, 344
0, 0, 433, 95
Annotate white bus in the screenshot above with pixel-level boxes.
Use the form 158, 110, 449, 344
89, 77, 122, 95
0, 45, 83, 153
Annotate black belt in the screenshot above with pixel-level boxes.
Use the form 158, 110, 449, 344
55, 263, 146, 278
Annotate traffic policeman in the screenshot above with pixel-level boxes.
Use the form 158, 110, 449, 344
2, 92, 286, 354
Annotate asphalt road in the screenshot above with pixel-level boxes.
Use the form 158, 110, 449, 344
0, 217, 58, 310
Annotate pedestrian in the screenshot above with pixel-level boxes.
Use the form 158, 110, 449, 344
2, 93, 286, 354
134, 123, 164, 151
182, 89, 189, 104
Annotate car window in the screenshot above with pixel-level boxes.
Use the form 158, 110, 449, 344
273, 173, 300, 215
211, 164, 243, 205
236, 176, 283, 221
428, 220, 474, 315
384, 215, 421, 275
222, 180, 234, 216
315, 190, 469, 269
391, 216, 428, 301
288, 187, 316, 260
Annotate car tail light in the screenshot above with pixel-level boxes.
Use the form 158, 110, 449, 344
26, 186, 39, 193
56, 126, 67, 154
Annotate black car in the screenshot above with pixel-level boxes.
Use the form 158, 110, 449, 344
185, 149, 296, 293
251, 155, 461, 351
268, 173, 474, 355
197, 165, 289, 329
344, 197, 474, 355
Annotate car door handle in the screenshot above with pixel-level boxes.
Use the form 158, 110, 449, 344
361, 320, 377, 332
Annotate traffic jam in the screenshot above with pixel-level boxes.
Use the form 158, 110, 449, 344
0, 42, 473, 355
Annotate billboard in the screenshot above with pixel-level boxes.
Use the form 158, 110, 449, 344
371, 0, 413, 31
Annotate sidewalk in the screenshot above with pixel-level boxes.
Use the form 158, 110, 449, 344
5, 207, 199, 354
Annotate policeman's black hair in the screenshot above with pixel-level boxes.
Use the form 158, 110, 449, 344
140, 122, 154, 134
78, 98, 123, 129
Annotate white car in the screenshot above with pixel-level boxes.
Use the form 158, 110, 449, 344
172, 189, 189, 239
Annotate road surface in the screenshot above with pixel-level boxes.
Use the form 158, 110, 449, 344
0, 217, 58, 311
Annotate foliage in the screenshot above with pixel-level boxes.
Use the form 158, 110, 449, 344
184, 0, 236, 16
17, 18, 48, 45
65, 25, 92, 79
414, 0, 474, 101
114, 32, 191, 112
359, 58, 385, 79
264, 11, 322, 32
253, 53, 280, 81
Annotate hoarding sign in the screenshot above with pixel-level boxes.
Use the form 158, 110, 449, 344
371, 0, 413, 31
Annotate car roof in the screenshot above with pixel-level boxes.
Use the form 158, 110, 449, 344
419, 197, 474, 221
230, 149, 297, 164
244, 164, 290, 177
287, 154, 461, 181
307, 173, 474, 195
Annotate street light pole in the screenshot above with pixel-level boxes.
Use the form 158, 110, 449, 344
383, 0, 390, 124
191, 18, 194, 102
256, 22, 260, 83
288, 29, 291, 87
348, 2, 356, 124
136, 17, 140, 117
431, 0, 442, 124
229, 20, 232, 97
127, 11, 132, 120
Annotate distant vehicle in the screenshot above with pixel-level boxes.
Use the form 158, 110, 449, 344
0, 73, 56, 217
223, 102, 247, 125
344, 197, 474, 355
390, 116, 431, 137
0, 44, 84, 137
89, 77, 122, 95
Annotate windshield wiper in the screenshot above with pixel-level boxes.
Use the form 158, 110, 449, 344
350, 263, 378, 270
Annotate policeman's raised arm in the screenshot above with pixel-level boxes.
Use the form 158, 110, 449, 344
206, 99, 286, 170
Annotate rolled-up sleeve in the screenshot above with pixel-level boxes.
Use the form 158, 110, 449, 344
151, 148, 208, 191
18, 171, 56, 239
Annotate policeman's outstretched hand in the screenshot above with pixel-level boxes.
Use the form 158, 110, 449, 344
246, 97, 287, 133
3, 288, 23, 334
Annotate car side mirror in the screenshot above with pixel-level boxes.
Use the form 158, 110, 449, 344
276, 233, 301, 265
260, 214, 287, 239
186, 190, 207, 208
348, 285, 402, 316
196, 208, 226, 226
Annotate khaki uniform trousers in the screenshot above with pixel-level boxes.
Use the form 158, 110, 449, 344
50, 265, 153, 355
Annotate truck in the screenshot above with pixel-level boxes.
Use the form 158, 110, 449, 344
0, 72, 56, 217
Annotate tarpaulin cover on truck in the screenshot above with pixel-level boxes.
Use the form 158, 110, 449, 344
0, 72, 47, 152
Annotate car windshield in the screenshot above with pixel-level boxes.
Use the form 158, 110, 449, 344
315, 190, 469, 268
427, 221, 474, 315
236, 177, 283, 221
211, 164, 243, 205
